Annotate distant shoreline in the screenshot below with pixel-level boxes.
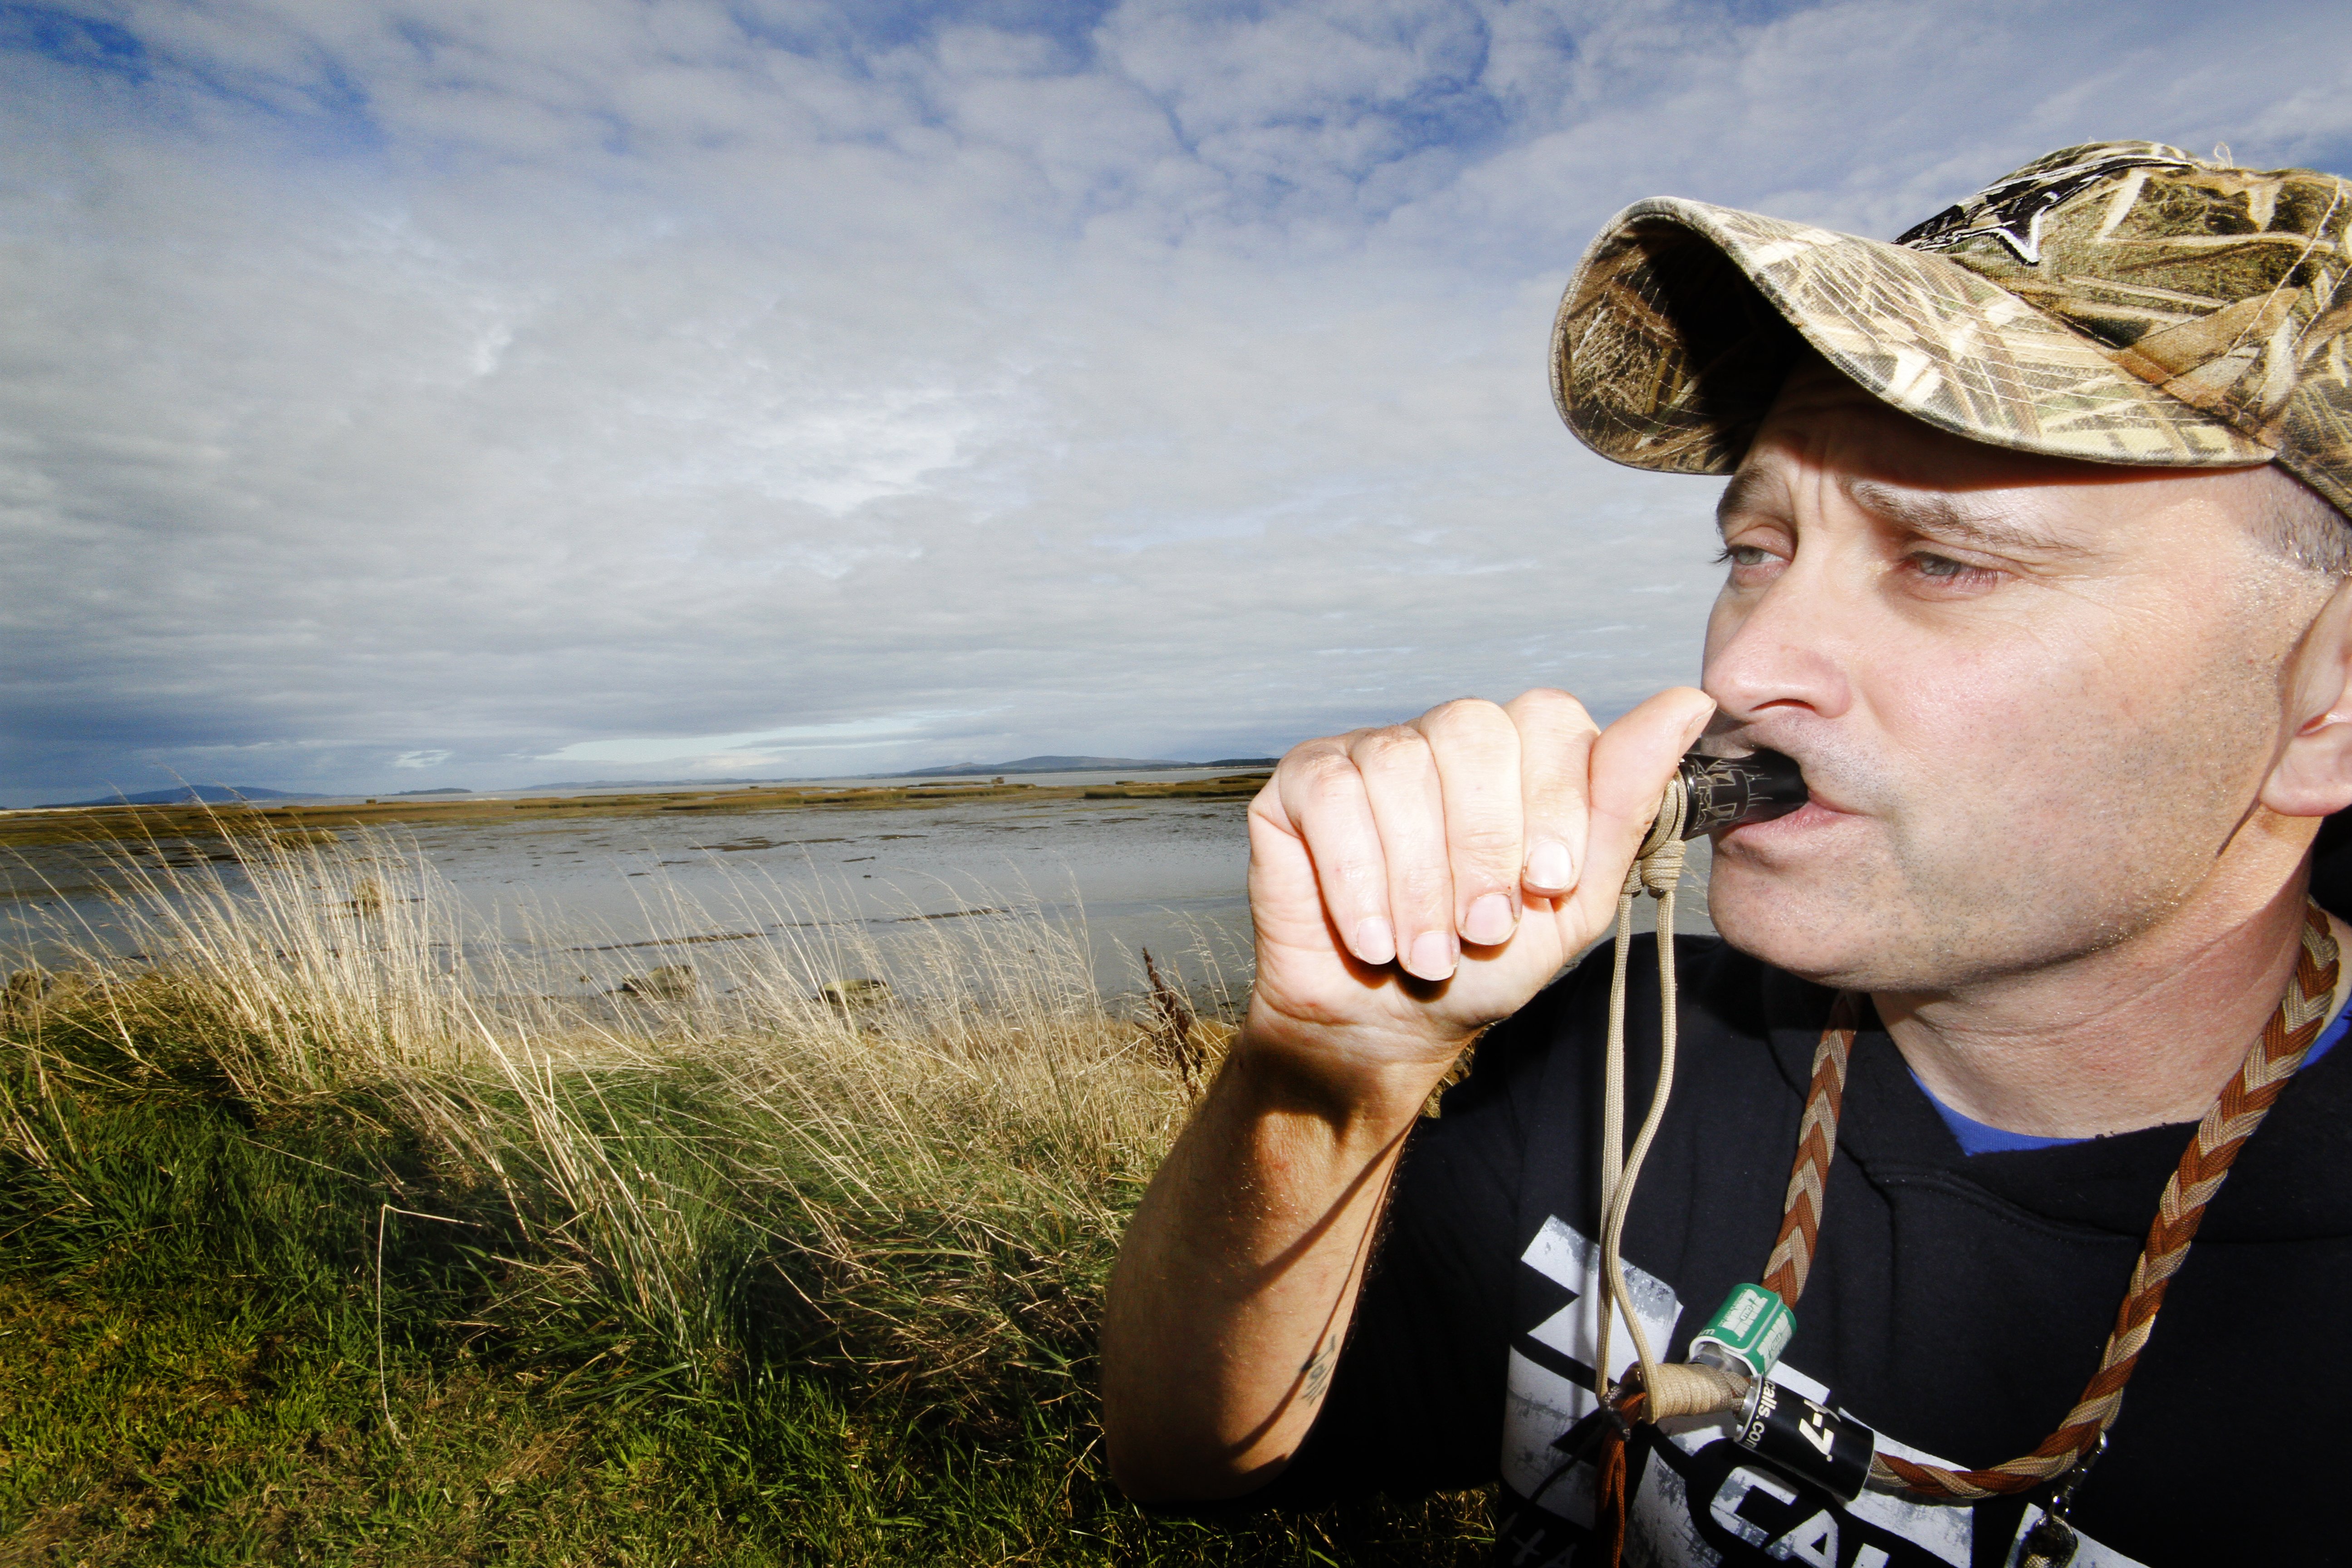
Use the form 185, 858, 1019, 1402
0, 770, 1274, 849
18, 760, 1288, 813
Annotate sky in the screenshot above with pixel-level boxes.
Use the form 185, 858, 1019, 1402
7, 0, 2352, 804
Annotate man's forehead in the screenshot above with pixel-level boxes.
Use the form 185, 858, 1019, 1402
1720, 364, 2245, 547
1715, 467, 2090, 557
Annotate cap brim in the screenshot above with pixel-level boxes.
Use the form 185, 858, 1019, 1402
1552, 197, 2276, 475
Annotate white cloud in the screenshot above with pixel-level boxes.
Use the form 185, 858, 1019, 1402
5, 0, 2350, 801
540, 710, 979, 768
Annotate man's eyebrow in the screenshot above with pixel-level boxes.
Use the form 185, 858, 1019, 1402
1842, 478, 2080, 554
1714, 470, 1783, 534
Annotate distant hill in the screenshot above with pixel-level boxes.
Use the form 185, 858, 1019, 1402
43, 784, 311, 808
898, 755, 1191, 778
502, 759, 1280, 795
391, 787, 472, 796
519, 777, 794, 793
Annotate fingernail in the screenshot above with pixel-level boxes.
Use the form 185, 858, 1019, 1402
1407, 930, 1455, 980
1352, 916, 1396, 966
1525, 839, 1573, 891
1464, 892, 1514, 946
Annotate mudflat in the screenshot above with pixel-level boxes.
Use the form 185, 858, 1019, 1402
0, 774, 1273, 850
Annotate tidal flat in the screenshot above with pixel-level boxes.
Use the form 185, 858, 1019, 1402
0, 770, 1269, 851
1, 774, 1275, 999
1, 767, 1714, 1000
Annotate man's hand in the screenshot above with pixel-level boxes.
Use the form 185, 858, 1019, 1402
1244, 686, 1718, 1087
1101, 685, 1712, 1503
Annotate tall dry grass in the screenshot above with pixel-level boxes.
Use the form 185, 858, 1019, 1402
0, 825, 1233, 1435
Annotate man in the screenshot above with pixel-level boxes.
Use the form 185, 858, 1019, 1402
1100, 142, 2352, 1566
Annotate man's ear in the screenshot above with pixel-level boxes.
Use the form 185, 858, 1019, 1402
2265, 575, 2352, 817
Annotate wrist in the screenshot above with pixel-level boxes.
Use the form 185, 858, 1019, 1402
1229, 997, 1465, 1140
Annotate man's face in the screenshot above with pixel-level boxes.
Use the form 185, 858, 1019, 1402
1703, 361, 2330, 992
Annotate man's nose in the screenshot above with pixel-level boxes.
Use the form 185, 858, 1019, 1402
1702, 568, 1855, 725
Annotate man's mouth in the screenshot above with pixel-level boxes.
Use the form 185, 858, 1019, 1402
1698, 737, 1868, 845
1723, 795, 1850, 840
1700, 724, 1866, 823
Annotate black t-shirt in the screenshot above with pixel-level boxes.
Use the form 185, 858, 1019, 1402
1256, 934, 2352, 1566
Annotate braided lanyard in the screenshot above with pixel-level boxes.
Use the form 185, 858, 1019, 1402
1771, 902, 2342, 1499
1590, 877, 2340, 1547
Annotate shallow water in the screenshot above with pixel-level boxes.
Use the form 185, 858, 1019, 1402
1, 771, 1713, 1002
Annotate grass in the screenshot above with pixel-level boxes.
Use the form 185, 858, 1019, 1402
0, 830, 1489, 1563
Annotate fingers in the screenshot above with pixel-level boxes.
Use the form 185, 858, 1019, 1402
1272, 738, 1400, 968
1266, 686, 1713, 987
1411, 700, 1529, 951
1349, 725, 1458, 979
1272, 716, 1498, 983
1505, 689, 1600, 897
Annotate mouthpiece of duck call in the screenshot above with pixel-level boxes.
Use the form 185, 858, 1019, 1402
1673, 748, 1808, 839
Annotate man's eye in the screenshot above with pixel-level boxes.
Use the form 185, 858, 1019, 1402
1717, 544, 1776, 569
1903, 551, 2001, 588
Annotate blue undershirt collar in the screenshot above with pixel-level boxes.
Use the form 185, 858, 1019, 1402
1911, 1003, 2352, 1156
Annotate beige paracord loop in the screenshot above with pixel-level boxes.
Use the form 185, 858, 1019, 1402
1595, 775, 1689, 1409
1642, 1360, 1750, 1421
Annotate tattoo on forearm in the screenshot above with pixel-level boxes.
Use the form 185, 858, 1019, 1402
1300, 1337, 1337, 1405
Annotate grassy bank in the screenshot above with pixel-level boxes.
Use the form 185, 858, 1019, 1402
0, 836, 1486, 1563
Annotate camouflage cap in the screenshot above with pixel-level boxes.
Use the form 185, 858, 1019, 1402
1551, 141, 2352, 514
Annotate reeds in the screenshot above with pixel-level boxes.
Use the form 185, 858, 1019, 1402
0, 829, 1494, 1561
1, 827, 1225, 1426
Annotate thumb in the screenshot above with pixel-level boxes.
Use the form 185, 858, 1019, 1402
1571, 687, 1716, 922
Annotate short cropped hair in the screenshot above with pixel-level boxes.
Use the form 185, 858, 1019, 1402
2250, 466, 2352, 578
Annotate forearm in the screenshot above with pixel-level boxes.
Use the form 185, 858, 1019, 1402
1098, 684, 1703, 1501
1099, 1029, 1445, 1501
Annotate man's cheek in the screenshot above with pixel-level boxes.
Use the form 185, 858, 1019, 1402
1877, 655, 2058, 757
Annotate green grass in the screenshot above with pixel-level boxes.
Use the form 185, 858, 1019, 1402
0, 839, 1489, 1564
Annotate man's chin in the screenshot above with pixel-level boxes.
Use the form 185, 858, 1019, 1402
1705, 862, 1901, 990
